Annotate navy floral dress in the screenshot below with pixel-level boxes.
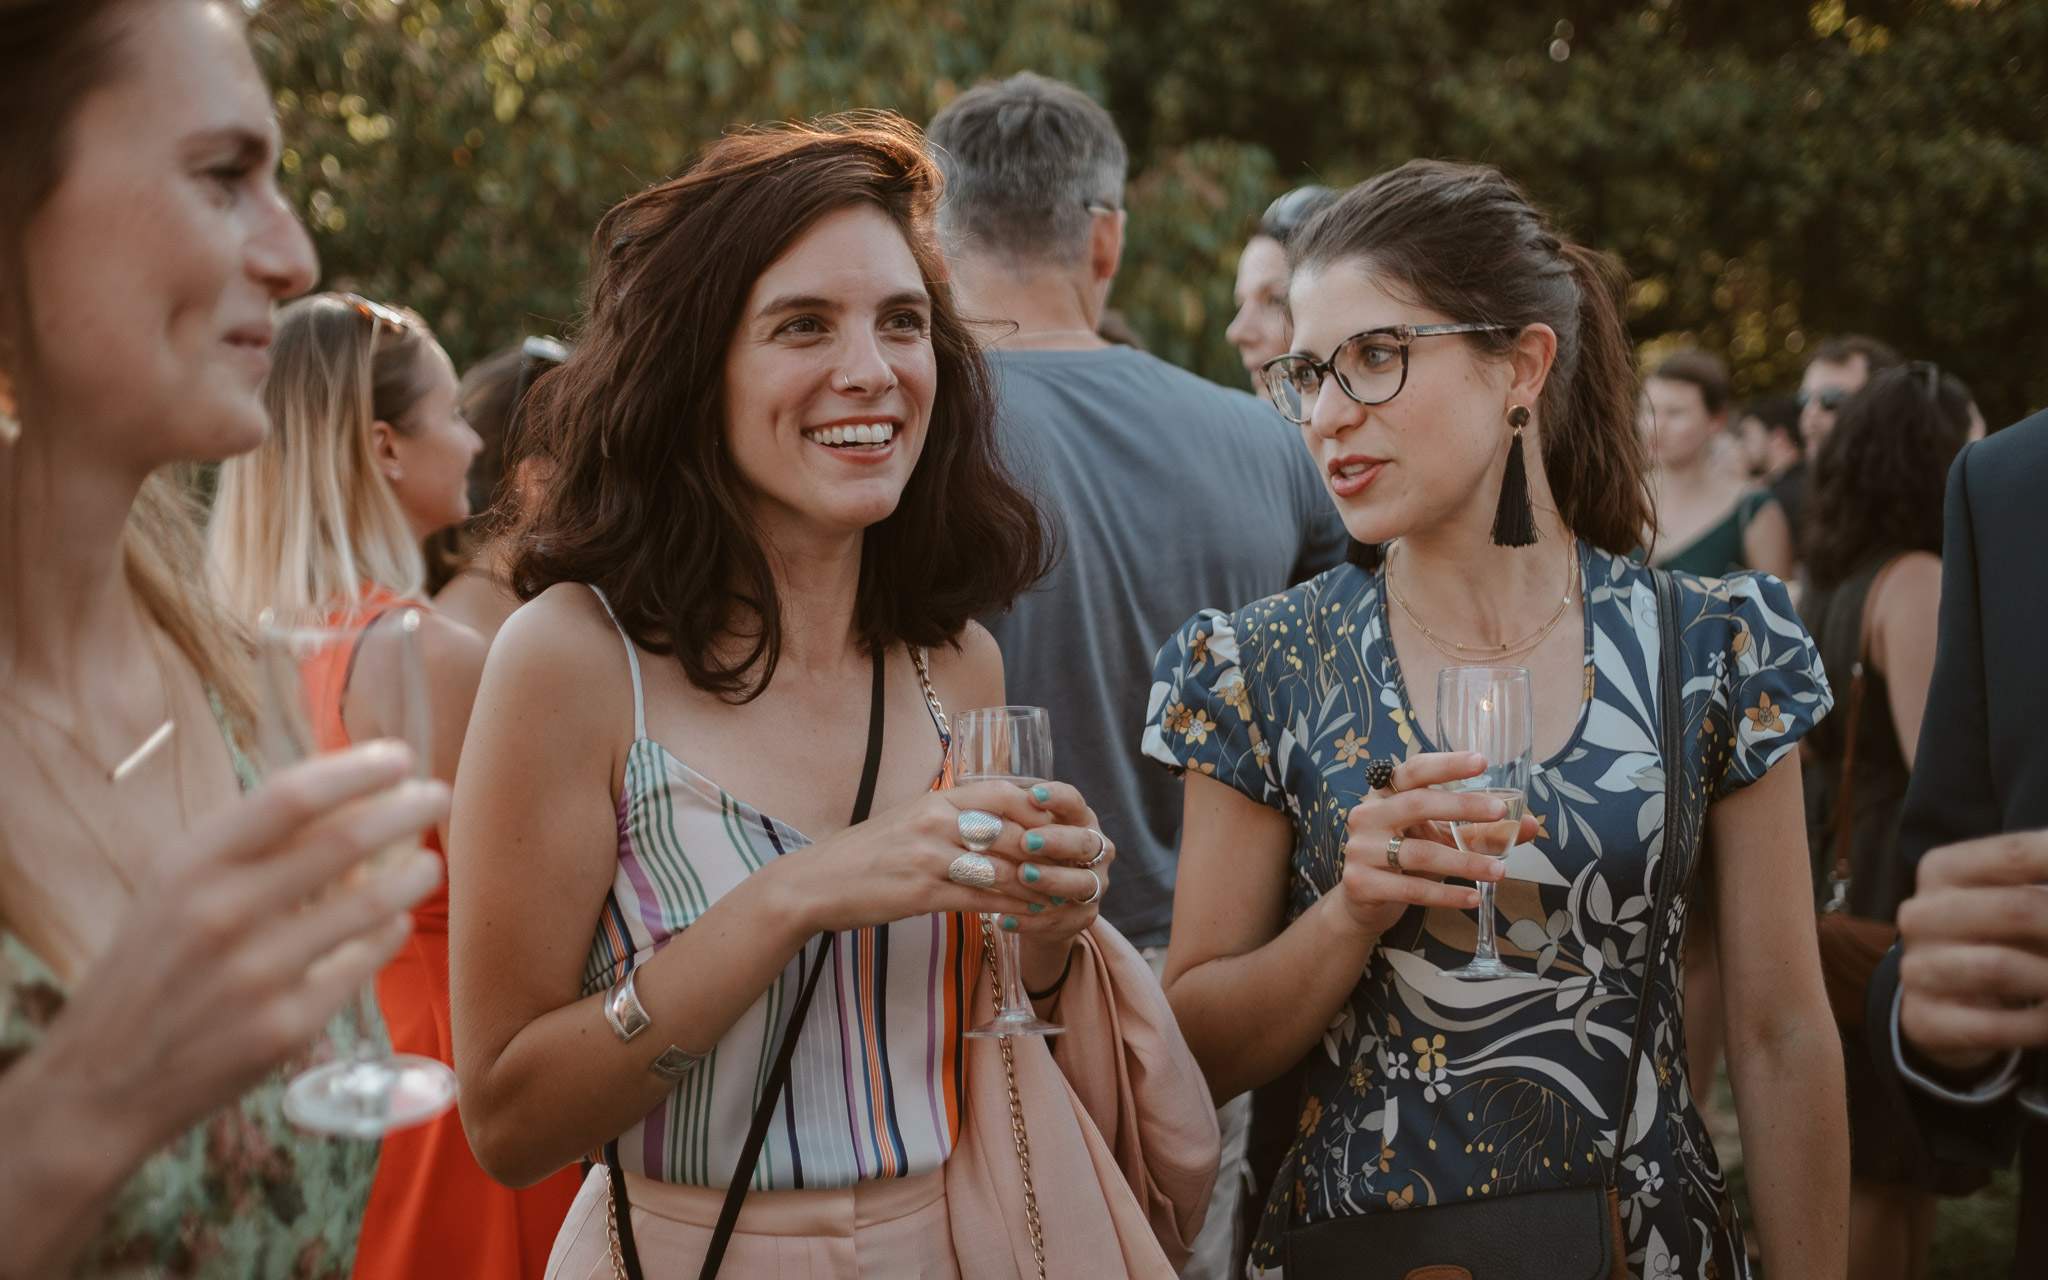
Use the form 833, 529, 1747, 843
1145, 542, 1829, 1280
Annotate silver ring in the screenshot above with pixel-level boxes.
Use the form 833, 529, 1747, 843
948, 852, 998, 889
1082, 828, 1109, 868
956, 809, 1002, 852
1386, 834, 1405, 872
1077, 868, 1102, 905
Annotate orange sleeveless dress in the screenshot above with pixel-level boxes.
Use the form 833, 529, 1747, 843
308, 588, 579, 1280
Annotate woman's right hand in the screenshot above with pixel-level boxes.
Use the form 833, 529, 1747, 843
28, 741, 446, 1168
1335, 751, 1535, 941
791, 779, 1084, 935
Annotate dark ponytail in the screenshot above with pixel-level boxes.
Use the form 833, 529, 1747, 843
1291, 161, 1648, 561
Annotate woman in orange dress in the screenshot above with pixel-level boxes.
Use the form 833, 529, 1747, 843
209, 292, 580, 1278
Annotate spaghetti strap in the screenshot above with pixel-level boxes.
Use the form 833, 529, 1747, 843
586, 584, 647, 741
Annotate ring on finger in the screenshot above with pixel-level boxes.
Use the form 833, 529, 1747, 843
1365, 759, 1399, 793
1386, 833, 1405, 873
947, 852, 998, 889
1082, 828, 1109, 868
1077, 868, 1103, 905
956, 809, 1002, 853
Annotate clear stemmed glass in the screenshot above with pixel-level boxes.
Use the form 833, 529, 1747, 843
256, 607, 460, 1136
952, 705, 1064, 1038
1435, 665, 1535, 981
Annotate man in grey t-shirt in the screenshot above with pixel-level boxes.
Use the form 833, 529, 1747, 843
929, 72, 1344, 1279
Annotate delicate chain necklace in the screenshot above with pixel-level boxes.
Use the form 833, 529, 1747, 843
1387, 539, 1580, 664
0, 627, 177, 782
0, 626, 190, 895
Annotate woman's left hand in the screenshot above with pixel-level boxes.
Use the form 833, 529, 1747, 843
965, 780, 1112, 987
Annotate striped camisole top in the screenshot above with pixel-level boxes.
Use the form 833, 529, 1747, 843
581, 587, 973, 1191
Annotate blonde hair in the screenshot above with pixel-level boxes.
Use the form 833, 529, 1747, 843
210, 293, 439, 625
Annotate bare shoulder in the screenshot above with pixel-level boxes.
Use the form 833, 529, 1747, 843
476, 583, 633, 734
1872, 551, 1942, 632
415, 610, 488, 687
923, 621, 1005, 713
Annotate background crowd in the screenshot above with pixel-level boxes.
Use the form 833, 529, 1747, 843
2, 1, 2043, 1279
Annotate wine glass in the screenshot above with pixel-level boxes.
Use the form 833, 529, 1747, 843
256, 607, 459, 1136
1434, 665, 1535, 981
952, 706, 1064, 1038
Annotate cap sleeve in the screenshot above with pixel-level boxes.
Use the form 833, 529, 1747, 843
1715, 571, 1834, 797
1144, 609, 1281, 806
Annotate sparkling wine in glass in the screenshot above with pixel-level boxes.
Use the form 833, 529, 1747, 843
951, 705, 1063, 1038
1435, 665, 1535, 981
257, 607, 459, 1136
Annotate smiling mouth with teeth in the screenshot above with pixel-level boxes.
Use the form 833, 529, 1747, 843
803, 422, 897, 449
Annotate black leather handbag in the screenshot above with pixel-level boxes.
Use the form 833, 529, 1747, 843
1281, 568, 1692, 1280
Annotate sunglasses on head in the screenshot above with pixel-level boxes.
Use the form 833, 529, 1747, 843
339, 293, 411, 334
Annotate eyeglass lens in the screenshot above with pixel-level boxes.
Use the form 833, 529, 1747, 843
1266, 332, 1407, 423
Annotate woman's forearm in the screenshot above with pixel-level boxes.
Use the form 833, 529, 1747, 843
462, 850, 823, 1186
0, 1031, 158, 1278
1724, 1015, 1849, 1275
1166, 892, 1377, 1102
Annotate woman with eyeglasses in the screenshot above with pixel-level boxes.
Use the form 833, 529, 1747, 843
210, 296, 580, 1278
1798, 362, 1987, 1280
0, 2, 448, 1273
429, 336, 568, 644
1225, 185, 1336, 401
1148, 160, 1847, 1277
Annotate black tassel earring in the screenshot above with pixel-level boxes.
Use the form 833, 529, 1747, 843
1490, 404, 1538, 547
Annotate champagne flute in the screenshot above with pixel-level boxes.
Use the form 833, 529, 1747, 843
952, 705, 1064, 1038
1434, 665, 1534, 981
256, 607, 459, 1136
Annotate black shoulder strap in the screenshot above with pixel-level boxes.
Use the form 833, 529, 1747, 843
1608, 568, 1687, 1192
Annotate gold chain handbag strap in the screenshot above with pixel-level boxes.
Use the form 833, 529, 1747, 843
980, 917, 1048, 1280
605, 1163, 630, 1280
910, 646, 952, 743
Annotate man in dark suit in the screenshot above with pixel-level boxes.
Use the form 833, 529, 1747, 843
1869, 408, 2048, 1278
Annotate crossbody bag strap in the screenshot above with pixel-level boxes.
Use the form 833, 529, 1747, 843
1608, 568, 1688, 1193
607, 646, 888, 1280
1828, 555, 1907, 907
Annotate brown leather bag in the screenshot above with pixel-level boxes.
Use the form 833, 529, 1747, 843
1815, 556, 1906, 1031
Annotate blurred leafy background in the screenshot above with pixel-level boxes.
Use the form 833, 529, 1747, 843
254, 0, 2048, 423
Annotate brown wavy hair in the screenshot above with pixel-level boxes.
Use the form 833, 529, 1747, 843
1291, 160, 1648, 565
1803, 364, 1972, 590
512, 112, 1051, 700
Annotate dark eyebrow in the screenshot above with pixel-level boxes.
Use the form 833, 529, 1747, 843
182, 126, 273, 167
757, 288, 931, 318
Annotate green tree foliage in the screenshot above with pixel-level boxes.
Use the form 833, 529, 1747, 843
259, 0, 2048, 423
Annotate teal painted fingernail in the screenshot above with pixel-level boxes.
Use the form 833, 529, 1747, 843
1050, 897, 1065, 906
1025, 832, 1046, 853
1022, 862, 1042, 883
1000, 915, 1020, 931
1031, 784, 1051, 803
1028, 902, 1046, 913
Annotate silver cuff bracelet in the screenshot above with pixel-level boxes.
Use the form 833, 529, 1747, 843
604, 969, 653, 1043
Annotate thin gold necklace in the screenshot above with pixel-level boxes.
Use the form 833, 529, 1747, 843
1387, 539, 1579, 663
0, 626, 177, 781
0, 630, 191, 895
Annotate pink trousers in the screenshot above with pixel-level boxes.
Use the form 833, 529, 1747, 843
544, 1165, 959, 1280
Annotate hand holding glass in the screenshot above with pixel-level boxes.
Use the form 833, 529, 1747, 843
951, 706, 1063, 1038
1435, 666, 1535, 981
256, 608, 459, 1136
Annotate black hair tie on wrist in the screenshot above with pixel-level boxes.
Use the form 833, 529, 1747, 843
1027, 945, 1077, 1002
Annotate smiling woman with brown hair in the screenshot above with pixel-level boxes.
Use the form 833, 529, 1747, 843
449, 114, 1217, 1276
